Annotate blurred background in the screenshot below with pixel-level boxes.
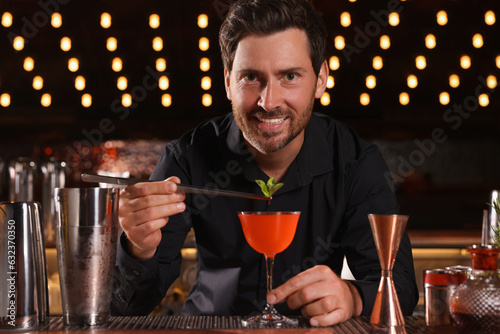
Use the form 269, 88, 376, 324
0, 0, 499, 232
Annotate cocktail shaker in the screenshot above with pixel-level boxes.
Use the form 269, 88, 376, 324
0, 157, 5, 200
8, 157, 36, 202
54, 187, 119, 326
40, 159, 66, 246
0, 202, 49, 330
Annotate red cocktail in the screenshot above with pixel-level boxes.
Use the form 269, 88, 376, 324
237, 211, 300, 328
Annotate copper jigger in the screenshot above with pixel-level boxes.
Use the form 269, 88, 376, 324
368, 214, 409, 334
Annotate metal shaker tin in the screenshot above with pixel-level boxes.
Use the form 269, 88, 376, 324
0, 202, 49, 330
424, 268, 467, 327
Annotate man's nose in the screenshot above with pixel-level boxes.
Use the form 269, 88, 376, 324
257, 79, 283, 111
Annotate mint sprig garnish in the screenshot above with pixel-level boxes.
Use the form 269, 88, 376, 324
488, 198, 500, 247
255, 177, 283, 198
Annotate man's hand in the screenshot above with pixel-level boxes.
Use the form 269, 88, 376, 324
118, 176, 186, 260
267, 265, 362, 326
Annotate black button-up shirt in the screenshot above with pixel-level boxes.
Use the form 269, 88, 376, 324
111, 112, 418, 317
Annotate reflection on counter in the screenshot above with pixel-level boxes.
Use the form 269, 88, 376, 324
46, 248, 62, 315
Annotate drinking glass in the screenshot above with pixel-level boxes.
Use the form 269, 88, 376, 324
237, 211, 300, 328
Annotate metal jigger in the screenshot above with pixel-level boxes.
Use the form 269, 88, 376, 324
368, 214, 409, 334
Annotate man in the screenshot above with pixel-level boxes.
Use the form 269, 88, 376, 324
112, 0, 418, 327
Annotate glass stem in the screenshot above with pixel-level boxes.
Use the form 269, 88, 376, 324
263, 254, 278, 316
265, 254, 275, 295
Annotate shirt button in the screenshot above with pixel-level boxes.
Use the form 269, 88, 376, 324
132, 270, 140, 276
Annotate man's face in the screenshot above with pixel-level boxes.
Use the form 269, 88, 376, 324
225, 28, 327, 154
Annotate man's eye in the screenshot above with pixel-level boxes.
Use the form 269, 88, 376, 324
245, 74, 257, 81
285, 73, 298, 81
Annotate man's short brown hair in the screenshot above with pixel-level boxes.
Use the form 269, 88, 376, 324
219, 0, 327, 76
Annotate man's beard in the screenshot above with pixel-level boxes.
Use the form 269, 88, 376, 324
232, 92, 316, 154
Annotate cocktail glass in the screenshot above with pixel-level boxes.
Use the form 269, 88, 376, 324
237, 211, 301, 328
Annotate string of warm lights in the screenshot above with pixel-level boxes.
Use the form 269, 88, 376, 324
0, 12, 13, 107
149, 13, 172, 108
0, 9, 175, 109
325, 6, 498, 107
0, 4, 498, 110
198, 13, 212, 108
101, 12, 129, 109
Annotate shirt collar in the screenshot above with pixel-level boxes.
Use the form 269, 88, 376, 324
227, 113, 334, 192
291, 113, 334, 187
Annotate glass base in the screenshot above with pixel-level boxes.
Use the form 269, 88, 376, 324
241, 304, 299, 328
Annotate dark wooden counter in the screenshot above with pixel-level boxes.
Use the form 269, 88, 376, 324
26, 316, 441, 333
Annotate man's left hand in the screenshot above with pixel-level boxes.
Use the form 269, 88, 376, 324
267, 265, 363, 327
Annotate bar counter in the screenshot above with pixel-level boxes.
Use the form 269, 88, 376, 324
28, 316, 436, 333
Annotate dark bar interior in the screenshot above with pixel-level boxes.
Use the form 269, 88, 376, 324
1, 0, 498, 230
0, 0, 499, 329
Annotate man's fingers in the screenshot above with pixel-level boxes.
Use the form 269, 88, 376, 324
126, 227, 163, 260
124, 193, 185, 212
268, 265, 361, 327
129, 217, 169, 240
117, 176, 185, 260
125, 202, 185, 227
285, 281, 326, 310
268, 267, 321, 304
309, 308, 348, 327
299, 292, 345, 318
121, 182, 172, 198
121, 176, 182, 198
268, 265, 341, 308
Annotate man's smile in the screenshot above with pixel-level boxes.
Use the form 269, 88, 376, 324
254, 116, 289, 132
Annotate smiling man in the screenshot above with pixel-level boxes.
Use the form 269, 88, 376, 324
112, 0, 418, 327
226, 28, 326, 182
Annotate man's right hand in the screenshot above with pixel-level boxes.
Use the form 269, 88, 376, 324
118, 176, 186, 260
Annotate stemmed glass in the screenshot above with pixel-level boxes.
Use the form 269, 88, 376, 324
237, 211, 301, 328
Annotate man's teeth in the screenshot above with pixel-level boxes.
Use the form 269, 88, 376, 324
259, 117, 286, 125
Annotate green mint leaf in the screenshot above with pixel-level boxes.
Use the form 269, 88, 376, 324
255, 177, 283, 198
268, 182, 284, 197
493, 199, 500, 214
255, 179, 270, 197
487, 198, 500, 247
267, 177, 275, 188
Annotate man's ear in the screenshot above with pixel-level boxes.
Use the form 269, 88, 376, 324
224, 68, 232, 101
314, 60, 329, 99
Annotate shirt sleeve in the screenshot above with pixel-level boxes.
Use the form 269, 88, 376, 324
111, 146, 192, 315
341, 141, 419, 316
111, 233, 161, 315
